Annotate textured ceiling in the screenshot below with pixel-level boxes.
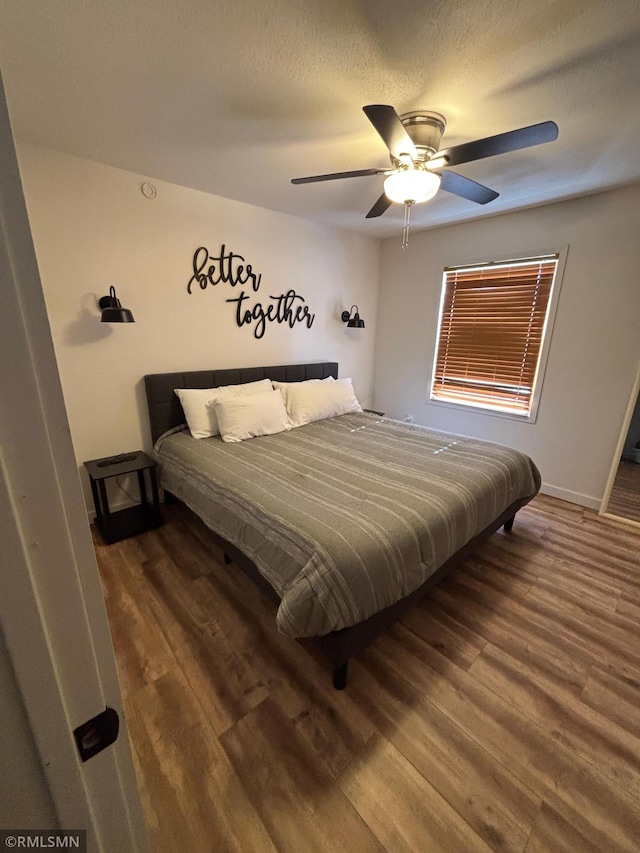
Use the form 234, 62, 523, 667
1, 0, 640, 237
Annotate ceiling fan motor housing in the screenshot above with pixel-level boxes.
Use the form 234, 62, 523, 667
393, 111, 447, 166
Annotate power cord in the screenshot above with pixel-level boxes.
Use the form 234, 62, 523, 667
115, 475, 140, 506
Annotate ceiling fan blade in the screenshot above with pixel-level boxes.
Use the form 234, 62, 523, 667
439, 170, 499, 205
363, 105, 417, 162
436, 121, 559, 168
291, 168, 386, 185
365, 193, 393, 219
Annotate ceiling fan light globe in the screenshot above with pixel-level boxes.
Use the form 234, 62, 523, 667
384, 170, 440, 204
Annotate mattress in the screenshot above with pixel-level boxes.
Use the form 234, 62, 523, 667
154, 412, 541, 637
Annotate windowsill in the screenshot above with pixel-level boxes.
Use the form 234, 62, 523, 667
427, 397, 538, 424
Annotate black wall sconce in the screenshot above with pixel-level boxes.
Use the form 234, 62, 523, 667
99, 286, 135, 323
341, 305, 365, 328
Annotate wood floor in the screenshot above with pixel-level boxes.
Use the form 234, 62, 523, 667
93, 494, 640, 853
607, 459, 640, 524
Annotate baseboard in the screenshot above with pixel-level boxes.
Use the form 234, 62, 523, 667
539, 483, 601, 510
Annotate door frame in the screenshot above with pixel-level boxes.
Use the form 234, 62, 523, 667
0, 71, 146, 849
599, 360, 640, 528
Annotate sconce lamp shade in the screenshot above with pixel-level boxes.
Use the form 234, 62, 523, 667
99, 286, 135, 323
341, 305, 365, 328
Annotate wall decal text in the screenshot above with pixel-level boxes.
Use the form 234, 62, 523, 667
187, 245, 262, 293
186, 245, 315, 339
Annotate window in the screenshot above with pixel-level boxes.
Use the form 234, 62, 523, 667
430, 253, 561, 419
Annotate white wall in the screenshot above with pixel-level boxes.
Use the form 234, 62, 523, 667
18, 145, 380, 510
373, 185, 640, 508
18, 143, 640, 510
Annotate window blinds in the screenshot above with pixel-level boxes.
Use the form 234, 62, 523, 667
431, 255, 559, 414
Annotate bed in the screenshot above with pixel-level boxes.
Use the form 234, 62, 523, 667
144, 362, 540, 688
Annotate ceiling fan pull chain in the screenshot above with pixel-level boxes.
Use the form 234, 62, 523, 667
402, 201, 413, 250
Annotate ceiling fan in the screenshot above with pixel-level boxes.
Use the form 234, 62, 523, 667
292, 105, 559, 248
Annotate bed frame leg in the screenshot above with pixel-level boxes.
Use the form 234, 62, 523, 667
504, 515, 515, 533
223, 553, 232, 564
333, 662, 348, 690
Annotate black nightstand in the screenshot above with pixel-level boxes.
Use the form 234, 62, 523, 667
84, 451, 162, 544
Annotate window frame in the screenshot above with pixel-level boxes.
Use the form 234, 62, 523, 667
428, 246, 568, 423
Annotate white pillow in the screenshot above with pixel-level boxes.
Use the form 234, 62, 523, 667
280, 377, 362, 427
271, 376, 334, 390
215, 390, 291, 443
174, 378, 272, 438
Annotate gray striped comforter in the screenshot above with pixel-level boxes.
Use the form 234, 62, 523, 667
155, 412, 540, 638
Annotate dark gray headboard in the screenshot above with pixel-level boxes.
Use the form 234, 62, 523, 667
144, 362, 339, 444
